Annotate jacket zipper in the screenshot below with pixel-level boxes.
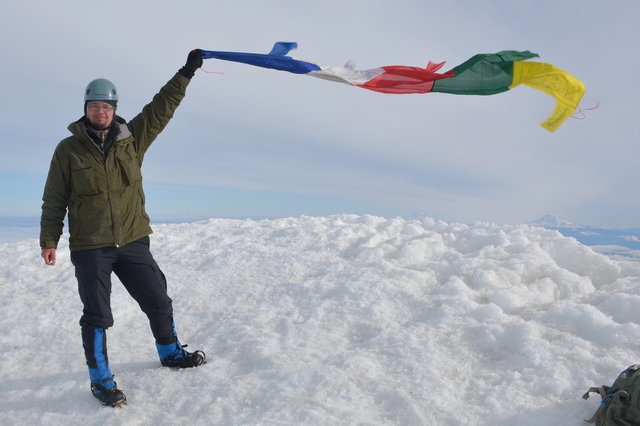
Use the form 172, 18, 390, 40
104, 146, 121, 247
82, 126, 121, 247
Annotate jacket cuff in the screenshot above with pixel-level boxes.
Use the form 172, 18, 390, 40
41, 240, 58, 250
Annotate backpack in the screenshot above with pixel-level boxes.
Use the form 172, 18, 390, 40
583, 364, 640, 425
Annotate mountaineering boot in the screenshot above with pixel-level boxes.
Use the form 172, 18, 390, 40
91, 376, 127, 407
157, 341, 206, 368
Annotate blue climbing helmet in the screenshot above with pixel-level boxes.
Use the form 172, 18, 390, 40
84, 78, 118, 102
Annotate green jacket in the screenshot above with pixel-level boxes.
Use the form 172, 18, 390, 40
40, 72, 190, 251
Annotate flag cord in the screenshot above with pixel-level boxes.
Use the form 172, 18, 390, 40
199, 67, 224, 75
572, 101, 600, 120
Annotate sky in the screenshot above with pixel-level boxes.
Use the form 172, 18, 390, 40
1, 0, 639, 228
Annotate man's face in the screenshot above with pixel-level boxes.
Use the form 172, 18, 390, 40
86, 101, 115, 130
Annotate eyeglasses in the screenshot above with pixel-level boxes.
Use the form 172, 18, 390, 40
87, 103, 114, 112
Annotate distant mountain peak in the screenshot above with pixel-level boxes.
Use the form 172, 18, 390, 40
531, 214, 579, 228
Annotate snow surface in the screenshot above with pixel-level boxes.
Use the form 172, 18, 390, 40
1, 215, 640, 425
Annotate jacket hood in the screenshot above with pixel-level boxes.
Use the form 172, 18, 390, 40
68, 116, 132, 141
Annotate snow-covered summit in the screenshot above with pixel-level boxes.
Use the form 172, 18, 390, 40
531, 214, 580, 228
1, 214, 639, 425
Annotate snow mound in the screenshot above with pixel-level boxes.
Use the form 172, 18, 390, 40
1, 215, 639, 425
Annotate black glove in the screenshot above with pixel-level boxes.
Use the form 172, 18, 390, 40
178, 49, 204, 79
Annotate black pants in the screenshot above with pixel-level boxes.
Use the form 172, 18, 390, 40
71, 236, 176, 345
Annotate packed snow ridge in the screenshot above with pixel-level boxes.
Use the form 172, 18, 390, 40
1, 214, 639, 425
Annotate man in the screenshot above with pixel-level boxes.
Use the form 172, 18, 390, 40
40, 50, 206, 407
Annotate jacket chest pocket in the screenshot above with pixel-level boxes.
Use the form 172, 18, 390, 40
116, 145, 142, 186
70, 158, 99, 195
